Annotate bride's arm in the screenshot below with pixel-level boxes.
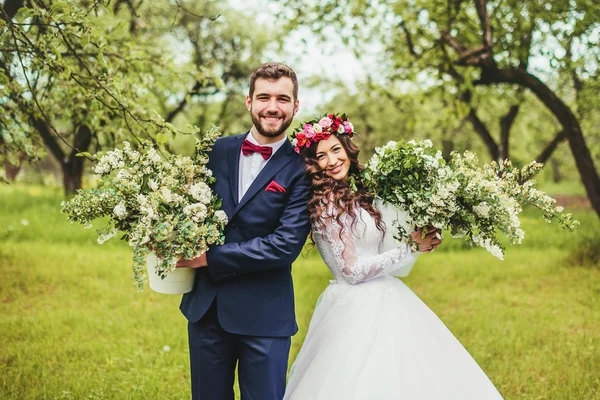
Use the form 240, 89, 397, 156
378, 228, 420, 278
319, 213, 417, 285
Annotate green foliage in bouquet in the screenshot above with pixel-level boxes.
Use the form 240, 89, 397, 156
362, 140, 579, 259
61, 126, 227, 290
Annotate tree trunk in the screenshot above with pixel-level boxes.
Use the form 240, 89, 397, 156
61, 125, 92, 195
551, 158, 562, 183
3, 158, 23, 182
467, 108, 499, 161
1, 145, 24, 182
441, 138, 454, 161
35, 118, 93, 195
478, 66, 600, 218
499, 104, 519, 160
62, 159, 84, 194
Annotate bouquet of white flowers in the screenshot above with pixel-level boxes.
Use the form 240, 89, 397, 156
61, 126, 227, 290
361, 139, 579, 259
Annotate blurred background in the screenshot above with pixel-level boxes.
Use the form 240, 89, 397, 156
1, 0, 599, 399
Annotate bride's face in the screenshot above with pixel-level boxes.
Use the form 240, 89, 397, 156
315, 135, 351, 181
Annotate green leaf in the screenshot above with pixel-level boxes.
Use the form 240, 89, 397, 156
156, 133, 168, 144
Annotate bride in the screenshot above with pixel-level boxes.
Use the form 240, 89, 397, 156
283, 115, 503, 399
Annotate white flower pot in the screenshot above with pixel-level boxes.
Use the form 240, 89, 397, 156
374, 198, 419, 277
146, 253, 196, 294
374, 198, 415, 236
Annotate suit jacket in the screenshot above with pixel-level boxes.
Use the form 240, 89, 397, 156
180, 132, 312, 337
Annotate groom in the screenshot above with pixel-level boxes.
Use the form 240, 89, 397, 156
177, 62, 311, 400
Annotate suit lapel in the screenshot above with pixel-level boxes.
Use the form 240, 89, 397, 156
232, 140, 295, 217
228, 133, 245, 206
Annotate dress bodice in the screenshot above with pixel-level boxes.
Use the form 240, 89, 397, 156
313, 205, 416, 285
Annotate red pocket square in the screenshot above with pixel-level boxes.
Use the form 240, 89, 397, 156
265, 180, 286, 193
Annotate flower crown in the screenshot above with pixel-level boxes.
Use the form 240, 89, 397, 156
290, 113, 355, 154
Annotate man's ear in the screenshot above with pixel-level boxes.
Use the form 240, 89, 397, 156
294, 99, 300, 114
245, 95, 252, 111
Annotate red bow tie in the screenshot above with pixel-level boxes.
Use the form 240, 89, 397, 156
242, 139, 273, 160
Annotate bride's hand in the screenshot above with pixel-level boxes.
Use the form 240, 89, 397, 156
411, 227, 442, 253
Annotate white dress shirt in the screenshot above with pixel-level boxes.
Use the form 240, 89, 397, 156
238, 129, 287, 202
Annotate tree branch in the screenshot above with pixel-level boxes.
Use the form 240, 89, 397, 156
441, 29, 466, 54
467, 108, 499, 160
518, 13, 535, 70
498, 104, 519, 160
400, 21, 419, 58
535, 130, 567, 165
2, 9, 86, 159
2, 0, 25, 19
474, 0, 492, 48
34, 117, 65, 162
165, 81, 202, 123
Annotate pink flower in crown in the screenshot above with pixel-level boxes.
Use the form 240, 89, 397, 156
303, 123, 316, 139
344, 121, 354, 133
319, 117, 333, 129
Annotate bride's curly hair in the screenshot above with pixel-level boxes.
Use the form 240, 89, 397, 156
301, 134, 385, 238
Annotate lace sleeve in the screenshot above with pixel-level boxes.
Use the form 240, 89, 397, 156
319, 211, 416, 285
378, 225, 420, 278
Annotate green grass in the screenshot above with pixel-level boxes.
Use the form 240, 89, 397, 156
1, 184, 599, 399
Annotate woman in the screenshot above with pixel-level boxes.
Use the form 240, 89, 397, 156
283, 114, 503, 399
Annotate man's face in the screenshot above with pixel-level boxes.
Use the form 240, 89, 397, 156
246, 77, 299, 141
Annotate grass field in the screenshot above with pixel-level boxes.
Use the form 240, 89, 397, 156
0, 184, 599, 399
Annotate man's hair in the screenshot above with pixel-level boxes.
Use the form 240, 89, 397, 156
249, 62, 298, 101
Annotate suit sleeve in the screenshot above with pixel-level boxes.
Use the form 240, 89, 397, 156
205, 170, 311, 281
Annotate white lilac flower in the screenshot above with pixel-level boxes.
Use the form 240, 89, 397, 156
189, 182, 212, 204
184, 203, 208, 222
97, 228, 118, 244
368, 155, 380, 171
113, 203, 127, 219
116, 169, 130, 181
362, 139, 580, 259
473, 202, 491, 219
60, 129, 229, 292
148, 179, 159, 191
146, 147, 162, 165
160, 187, 175, 204
215, 210, 228, 225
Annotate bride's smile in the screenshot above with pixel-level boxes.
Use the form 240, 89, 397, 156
315, 135, 351, 181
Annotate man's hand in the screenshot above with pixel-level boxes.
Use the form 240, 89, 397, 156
176, 253, 208, 268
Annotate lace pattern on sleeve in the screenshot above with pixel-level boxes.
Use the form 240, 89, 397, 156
316, 208, 414, 285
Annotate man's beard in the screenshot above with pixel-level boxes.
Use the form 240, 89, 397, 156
251, 111, 294, 138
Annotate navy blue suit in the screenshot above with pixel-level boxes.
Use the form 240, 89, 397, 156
180, 132, 311, 400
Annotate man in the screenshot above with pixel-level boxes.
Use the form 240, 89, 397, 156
177, 62, 311, 400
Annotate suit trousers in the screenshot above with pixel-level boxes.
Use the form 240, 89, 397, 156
188, 299, 291, 400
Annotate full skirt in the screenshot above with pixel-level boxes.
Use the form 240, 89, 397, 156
284, 275, 503, 399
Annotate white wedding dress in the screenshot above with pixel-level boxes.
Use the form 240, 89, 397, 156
284, 205, 503, 399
